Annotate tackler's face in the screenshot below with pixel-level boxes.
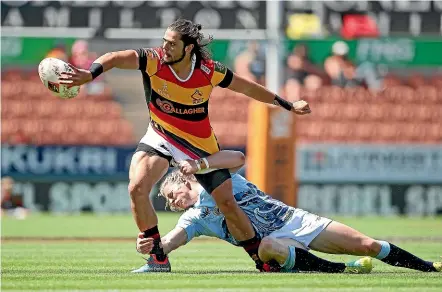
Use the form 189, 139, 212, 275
162, 29, 185, 64
162, 181, 194, 211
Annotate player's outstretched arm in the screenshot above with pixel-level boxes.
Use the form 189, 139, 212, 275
136, 227, 187, 255
59, 50, 139, 86
91, 50, 140, 71
179, 150, 245, 175
227, 73, 311, 115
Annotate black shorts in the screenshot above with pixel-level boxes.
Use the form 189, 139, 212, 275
136, 143, 231, 193
194, 169, 231, 194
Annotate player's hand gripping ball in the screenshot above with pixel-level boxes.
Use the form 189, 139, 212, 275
292, 100, 311, 115
38, 58, 80, 99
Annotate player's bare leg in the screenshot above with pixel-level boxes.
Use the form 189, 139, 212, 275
210, 179, 255, 241
129, 151, 170, 271
210, 179, 264, 269
258, 237, 306, 264
129, 152, 169, 230
309, 221, 440, 272
208, 177, 265, 269
258, 237, 372, 274
309, 221, 381, 256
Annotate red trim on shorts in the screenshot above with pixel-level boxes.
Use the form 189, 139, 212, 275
151, 126, 200, 159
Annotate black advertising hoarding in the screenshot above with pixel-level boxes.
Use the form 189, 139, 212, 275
12, 180, 442, 216
11, 180, 131, 213
1, 1, 267, 39
11, 180, 167, 213
4, 1, 442, 38
283, 1, 442, 36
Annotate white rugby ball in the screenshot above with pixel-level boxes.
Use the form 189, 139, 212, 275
38, 58, 80, 99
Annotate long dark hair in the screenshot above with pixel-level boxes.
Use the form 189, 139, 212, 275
168, 19, 213, 65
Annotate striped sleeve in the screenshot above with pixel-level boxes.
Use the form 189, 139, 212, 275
211, 61, 233, 88
135, 48, 159, 76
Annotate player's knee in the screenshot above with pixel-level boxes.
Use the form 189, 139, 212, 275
216, 196, 239, 214
128, 181, 140, 198
258, 237, 275, 259
360, 238, 381, 256
128, 180, 150, 199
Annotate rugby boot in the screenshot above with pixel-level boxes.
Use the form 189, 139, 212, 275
131, 255, 171, 273
344, 257, 373, 274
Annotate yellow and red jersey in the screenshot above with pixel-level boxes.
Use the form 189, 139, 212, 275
136, 47, 233, 159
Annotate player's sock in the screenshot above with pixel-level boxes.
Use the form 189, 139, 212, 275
143, 226, 167, 262
376, 241, 436, 272
239, 234, 262, 268
282, 246, 346, 273
281, 245, 296, 270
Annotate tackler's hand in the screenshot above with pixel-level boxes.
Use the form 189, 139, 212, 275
179, 159, 199, 175
136, 232, 154, 254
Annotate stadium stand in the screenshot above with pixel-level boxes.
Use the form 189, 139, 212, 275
2, 67, 440, 147
209, 74, 442, 147
1, 69, 135, 146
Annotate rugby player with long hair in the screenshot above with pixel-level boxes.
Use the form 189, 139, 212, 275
59, 19, 311, 272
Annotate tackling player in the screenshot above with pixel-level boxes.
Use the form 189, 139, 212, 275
134, 150, 442, 273
58, 19, 311, 272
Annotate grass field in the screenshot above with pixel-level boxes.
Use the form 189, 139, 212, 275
2, 213, 442, 291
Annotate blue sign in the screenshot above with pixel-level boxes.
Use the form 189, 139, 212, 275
1, 144, 136, 180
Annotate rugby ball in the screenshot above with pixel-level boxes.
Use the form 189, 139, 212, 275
38, 58, 80, 99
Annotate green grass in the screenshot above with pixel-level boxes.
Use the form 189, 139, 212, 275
1, 212, 179, 238
2, 214, 442, 291
2, 213, 441, 238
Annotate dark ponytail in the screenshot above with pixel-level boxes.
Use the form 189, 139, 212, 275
168, 19, 213, 64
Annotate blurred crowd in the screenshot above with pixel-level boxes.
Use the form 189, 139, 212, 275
1, 177, 28, 220
46, 40, 97, 72
1, 40, 135, 146
2, 38, 441, 147
227, 40, 442, 145
46, 40, 105, 95
234, 40, 384, 101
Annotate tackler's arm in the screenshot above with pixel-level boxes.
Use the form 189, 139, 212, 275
179, 150, 246, 175
137, 227, 188, 255
204, 150, 246, 173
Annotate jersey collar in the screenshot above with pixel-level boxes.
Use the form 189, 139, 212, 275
168, 54, 196, 82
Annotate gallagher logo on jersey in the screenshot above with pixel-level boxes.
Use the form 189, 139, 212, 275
156, 98, 205, 115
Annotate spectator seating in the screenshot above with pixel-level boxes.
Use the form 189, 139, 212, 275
1, 69, 135, 145
209, 75, 442, 146
3, 69, 440, 147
